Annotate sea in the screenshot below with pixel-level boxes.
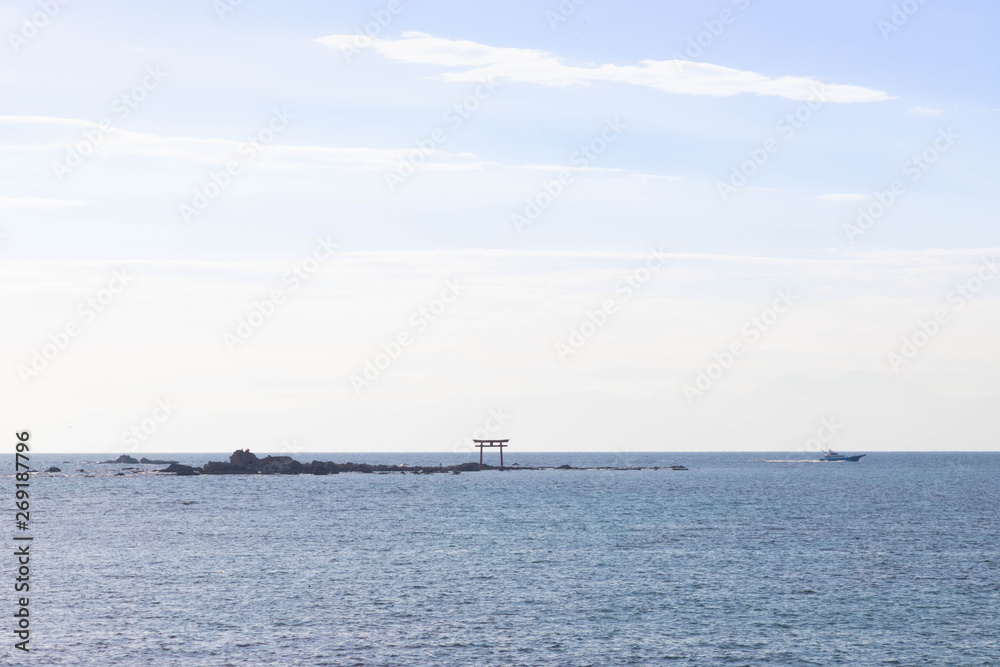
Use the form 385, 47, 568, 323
4, 451, 998, 666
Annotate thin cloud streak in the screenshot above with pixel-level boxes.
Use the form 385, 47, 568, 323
316, 32, 894, 103
0, 116, 468, 171
0, 197, 84, 209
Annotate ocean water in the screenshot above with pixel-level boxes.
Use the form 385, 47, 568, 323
6, 452, 999, 666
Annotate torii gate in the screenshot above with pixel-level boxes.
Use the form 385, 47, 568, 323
472, 439, 509, 470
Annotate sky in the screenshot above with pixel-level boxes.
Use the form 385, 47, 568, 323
1, 0, 998, 453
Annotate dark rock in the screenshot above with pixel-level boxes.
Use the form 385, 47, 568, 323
338, 462, 374, 473
201, 460, 242, 474
556, 464, 573, 470
161, 463, 199, 476
303, 461, 339, 475
230, 449, 260, 468
46, 467, 62, 473
200, 450, 327, 475
101, 455, 139, 464
258, 455, 304, 474
201, 449, 263, 474
140, 457, 178, 465
195, 449, 509, 477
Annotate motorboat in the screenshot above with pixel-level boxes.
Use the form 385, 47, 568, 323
820, 450, 865, 462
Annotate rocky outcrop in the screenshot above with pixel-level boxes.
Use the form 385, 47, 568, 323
198, 450, 339, 475
166, 449, 505, 476
160, 449, 657, 476
336, 462, 373, 473
101, 455, 139, 464
303, 460, 340, 475
259, 455, 303, 474
46, 467, 62, 473
194, 450, 491, 475
201, 449, 258, 474
160, 463, 199, 476
140, 457, 178, 465
230, 449, 259, 468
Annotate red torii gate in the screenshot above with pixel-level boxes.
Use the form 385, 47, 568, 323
472, 439, 509, 470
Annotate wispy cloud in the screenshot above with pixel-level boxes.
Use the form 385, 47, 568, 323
0, 115, 479, 172
27, 246, 1000, 282
316, 32, 893, 103
0, 115, 92, 127
0, 197, 84, 209
0, 116, 678, 179
819, 193, 867, 201
908, 105, 945, 117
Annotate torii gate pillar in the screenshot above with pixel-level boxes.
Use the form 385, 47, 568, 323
472, 439, 509, 470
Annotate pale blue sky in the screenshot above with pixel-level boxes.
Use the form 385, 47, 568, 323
2, 0, 997, 258
1, 1, 998, 452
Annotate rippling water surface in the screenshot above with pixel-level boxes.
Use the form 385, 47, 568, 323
10, 452, 1000, 665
